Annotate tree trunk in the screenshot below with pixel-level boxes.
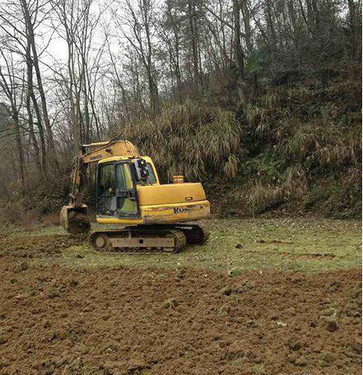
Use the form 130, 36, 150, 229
25, 41, 46, 177
265, 0, 277, 49
30, 90, 47, 176
233, 0, 248, 123
347, 0, 361, 60
67, 39, 80, 154
0, 62, 26, 189
20, 0, 57, 160
143, 0, 159, 113
25, 60, 43, 180
11, 108, 26, 189
241, 0, 253, 53
188, 0, 202, 93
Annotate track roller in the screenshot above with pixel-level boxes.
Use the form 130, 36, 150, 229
91, 232, 111, 251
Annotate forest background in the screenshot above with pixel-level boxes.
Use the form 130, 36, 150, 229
0, 0, 361, 224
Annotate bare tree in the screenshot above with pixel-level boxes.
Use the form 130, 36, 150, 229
51, 0, 103, 151
187, 0, 203, 92
19, 0, 57, 162
118, 0, 159, 113
0, 51, 26, 188
0, 0, 51, 178
159, 0, 183, 100
347, 0, 362, 59
232, 0, 248, 122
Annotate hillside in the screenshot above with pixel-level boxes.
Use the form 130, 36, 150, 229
119, 63, 361, 219
0, 63, 360, 225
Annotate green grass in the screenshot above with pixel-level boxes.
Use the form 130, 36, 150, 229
7, 218, 360, 273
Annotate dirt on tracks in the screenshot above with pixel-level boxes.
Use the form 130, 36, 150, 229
0, 234, 361, 375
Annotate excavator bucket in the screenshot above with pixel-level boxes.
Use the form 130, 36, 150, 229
60, 204, 91, 235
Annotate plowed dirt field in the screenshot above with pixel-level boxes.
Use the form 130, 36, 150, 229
0, 221, 361, 375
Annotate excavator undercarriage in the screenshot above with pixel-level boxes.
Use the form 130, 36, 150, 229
89, 223, 209, 253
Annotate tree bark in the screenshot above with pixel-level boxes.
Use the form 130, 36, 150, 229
347, 0, 361, 60
20, 0, 58, 169
143, 0, 159, 112
233, 0, 248, 123
187, 0, 202, 93
25, 55, 43, 180
11, 107, 26, 189
0, 60, 26, 189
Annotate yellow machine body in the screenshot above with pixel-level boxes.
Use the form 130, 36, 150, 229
96, 156, 210, 225
61, 139, 210, 251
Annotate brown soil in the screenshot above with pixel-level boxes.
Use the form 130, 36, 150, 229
0, 235, 361, 375
0, 234, 85, 258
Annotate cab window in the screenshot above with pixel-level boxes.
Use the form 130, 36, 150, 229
116, 163, 134, 189
146, 163, 157, 184
98, 163, 117, 215
98, 164, 116, 196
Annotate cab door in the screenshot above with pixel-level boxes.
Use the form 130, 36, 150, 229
97, 163, 118, 216
115, 161, 139, 218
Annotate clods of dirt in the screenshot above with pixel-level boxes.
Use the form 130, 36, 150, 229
0, 234, 361, 374
0, 234, 85, 258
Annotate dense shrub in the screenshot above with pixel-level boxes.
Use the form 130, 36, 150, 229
115, 65, 362, 219
120, 100, 242, 180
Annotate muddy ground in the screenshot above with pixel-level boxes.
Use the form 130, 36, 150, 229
0, 232, 361, 375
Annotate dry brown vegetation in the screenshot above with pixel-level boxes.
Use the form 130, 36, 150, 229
118, 64, 361, 219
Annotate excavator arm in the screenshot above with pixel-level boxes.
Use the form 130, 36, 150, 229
60, 140, 140, 234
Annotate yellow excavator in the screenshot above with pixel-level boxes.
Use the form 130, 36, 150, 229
60, 139, 210, 252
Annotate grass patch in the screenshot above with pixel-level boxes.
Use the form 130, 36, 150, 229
5, 218, 359, 273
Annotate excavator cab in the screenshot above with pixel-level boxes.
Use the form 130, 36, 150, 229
97, 160, 141, 218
